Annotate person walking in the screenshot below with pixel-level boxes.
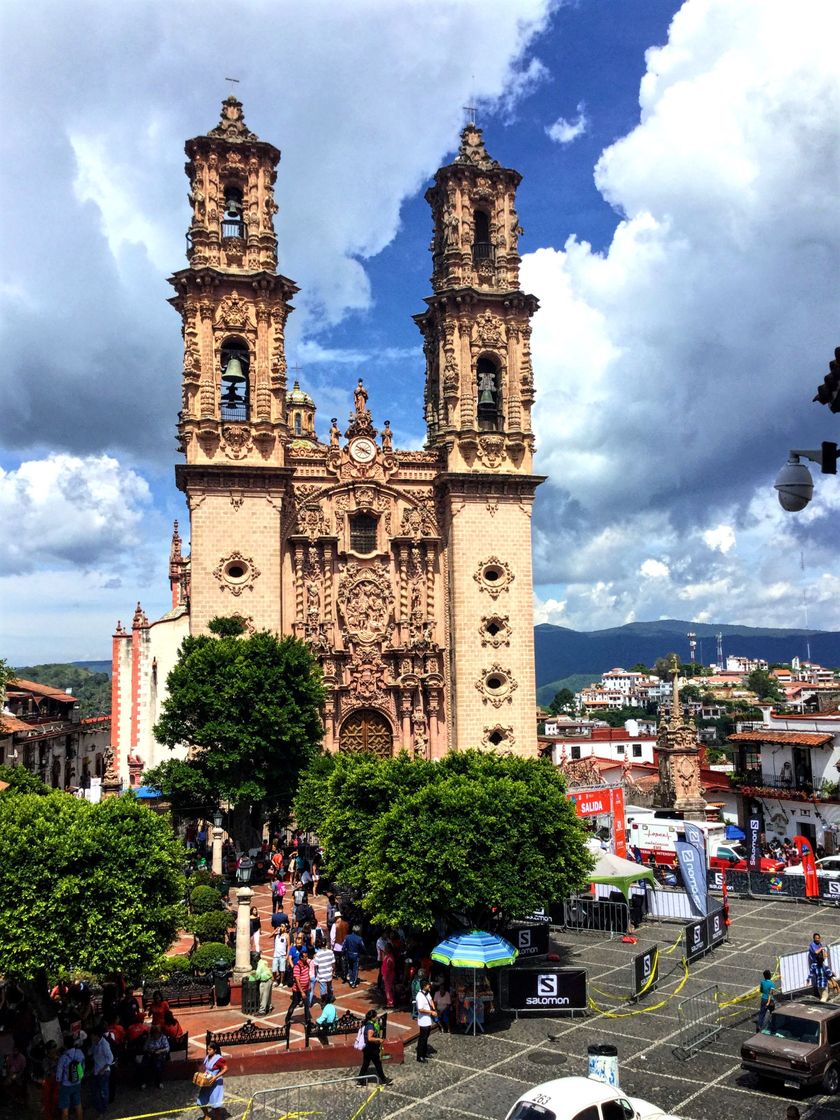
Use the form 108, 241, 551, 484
344, 925, 366, 989
415, 979, 437, 1063
89, 1027, 114, 1117
356, 1011, 392, 1086
285, 949, 313, 1031
757, 969, 776, 1030
56, 1034, 85, 1120
271, 877, 286, 914
381, 942, 397, 1009
196, 1041, 227, 1120
312, 938, 336, 1006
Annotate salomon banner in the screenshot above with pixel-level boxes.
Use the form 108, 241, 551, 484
683, 821, 706, 861
748, 816, 762, 871
499, 967, 588, 1013
633, 946, 659, 998
675, 840, 708, 918
685, 916, 710, 961
508, 923, 550, 959
708, 907, 726, 946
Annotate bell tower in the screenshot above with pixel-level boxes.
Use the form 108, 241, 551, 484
416, 124, 543, 756
169, 97, 298, 634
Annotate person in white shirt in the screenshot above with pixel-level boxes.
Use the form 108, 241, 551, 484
433, 983, 452, 1033
272, 925, 289, 985
90, 1026, 114, 1117
415, 979, 437, 1063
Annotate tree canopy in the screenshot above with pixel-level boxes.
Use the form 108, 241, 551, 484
0, 790, 185, 978
548, 687, 576, 715
150, 622, 324, 823
745, 668, 784, 702
307, 750, 593, 930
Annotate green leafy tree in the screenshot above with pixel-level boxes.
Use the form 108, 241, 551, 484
745, 669, 783, 702
0, 791, 185, 978
680, 684, 701, 703
142, 757, 216, 820
653, 654, 681, 681
315, 750, 593, 930
0, 764, 50, 794
153, 622, 324, 828
292, 751, 336, 833
548, 687, 576, 715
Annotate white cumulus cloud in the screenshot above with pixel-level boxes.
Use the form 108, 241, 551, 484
529, 0, 840, 631
640, 558, 670, 580
546, 101, 589, 145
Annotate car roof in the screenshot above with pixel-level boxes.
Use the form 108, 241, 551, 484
781, 1001, 840, 1020
516, 1076, 621, 1109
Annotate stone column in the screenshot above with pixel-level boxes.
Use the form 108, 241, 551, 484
211, 826, 224, 876
233, 886, 253, 979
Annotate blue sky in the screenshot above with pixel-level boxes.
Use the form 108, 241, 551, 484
1, 0, 838, 664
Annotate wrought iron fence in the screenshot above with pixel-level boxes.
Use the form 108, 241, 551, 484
250, 1074, 385, 1120
674, 983, 720, 1059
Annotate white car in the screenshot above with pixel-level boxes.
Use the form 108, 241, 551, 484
505, 1076, 683, 1120
784, 855, 840, 878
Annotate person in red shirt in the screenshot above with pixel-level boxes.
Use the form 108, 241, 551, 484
147, 992, 171, 1030
285, 953, 312, 1029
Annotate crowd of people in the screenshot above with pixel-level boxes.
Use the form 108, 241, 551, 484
0, 978, 192, 1118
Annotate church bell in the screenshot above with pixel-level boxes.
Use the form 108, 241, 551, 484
222, 357, 246, 401
478, 385, 496, 407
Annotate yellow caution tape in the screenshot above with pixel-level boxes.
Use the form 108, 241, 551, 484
588, 958, 690, 1018
348, 1085, 383, 1120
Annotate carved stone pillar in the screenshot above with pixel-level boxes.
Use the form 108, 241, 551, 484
211, 826, 224, 877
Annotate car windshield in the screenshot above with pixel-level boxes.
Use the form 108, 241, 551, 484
508, 1105, 556, 1120
761, 1013, 821, 1045
727, 844, 746, 860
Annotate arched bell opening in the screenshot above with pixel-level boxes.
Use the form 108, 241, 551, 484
476, 355, 502, 431
472, 209, 492, 263
221, 184, 244, 239
220, 336, 250, 421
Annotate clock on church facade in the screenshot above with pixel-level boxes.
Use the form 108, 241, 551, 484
110, 97, 544, 784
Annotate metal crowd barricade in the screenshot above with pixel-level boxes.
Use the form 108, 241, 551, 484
779, 942, 840, 997
674, 983, 720, 1059
561, 895, 631, 939
249, 1074, 384, 1120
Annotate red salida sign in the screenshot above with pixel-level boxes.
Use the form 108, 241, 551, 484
570, 788, 627, 859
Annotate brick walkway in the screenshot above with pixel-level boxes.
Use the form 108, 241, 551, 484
170, 881, 419, 1059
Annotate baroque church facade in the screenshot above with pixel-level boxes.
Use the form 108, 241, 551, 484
111, 98, 543, 785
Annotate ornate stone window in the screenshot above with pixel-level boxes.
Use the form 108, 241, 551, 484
349, 512, 378, 556
474, 557, 514, 598
480, 615, 511, 647
475, 664, 518, 708
213, 551, 260, 596
483, 725, 515, 750
476, 355, 501, 431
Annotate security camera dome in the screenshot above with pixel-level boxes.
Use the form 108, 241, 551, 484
774, 459, 813, 512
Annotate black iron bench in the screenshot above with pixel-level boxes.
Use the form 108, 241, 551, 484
142, 974, 216, 1010
206, 1019, 289, 1049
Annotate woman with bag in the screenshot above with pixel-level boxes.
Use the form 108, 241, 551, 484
356, 1011, 392, 1086
195, 1041, 227, 1120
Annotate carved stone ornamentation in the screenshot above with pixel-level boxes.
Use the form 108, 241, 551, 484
346, 646, 389, 703
482, 725, 515, 750
213, 551, 260, 596
216, 291, 251, 331
475, 310, 505, 350
336, 561, 394, 644
480, 615, 511, 648
475, 664, 518, 708
473, 557, 514, 599
221, 424, 254, 460
476, 435, 506, 469
297, 501, 330, 541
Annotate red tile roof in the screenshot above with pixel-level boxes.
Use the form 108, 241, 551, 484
1, 713, 35, 733
10, 678, 77, 702
729, 730, 833, 748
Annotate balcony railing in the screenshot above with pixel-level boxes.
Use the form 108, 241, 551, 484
472, 242, 494, 263
221, 219, 245, 239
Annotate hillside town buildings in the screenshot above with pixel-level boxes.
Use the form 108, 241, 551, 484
109, 97, 543, 784
0, 678, 111, 794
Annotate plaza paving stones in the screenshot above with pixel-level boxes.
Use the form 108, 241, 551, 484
104, 895, 840, 1119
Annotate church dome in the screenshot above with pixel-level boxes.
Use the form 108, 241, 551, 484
286, 380, 314, 407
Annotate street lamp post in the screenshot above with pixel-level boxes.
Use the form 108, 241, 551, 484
211, 810, 224, 877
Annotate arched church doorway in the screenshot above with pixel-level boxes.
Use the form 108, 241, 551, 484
339, 709, 393, 758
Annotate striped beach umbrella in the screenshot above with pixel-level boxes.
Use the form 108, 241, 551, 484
431, 930, 518, 1034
